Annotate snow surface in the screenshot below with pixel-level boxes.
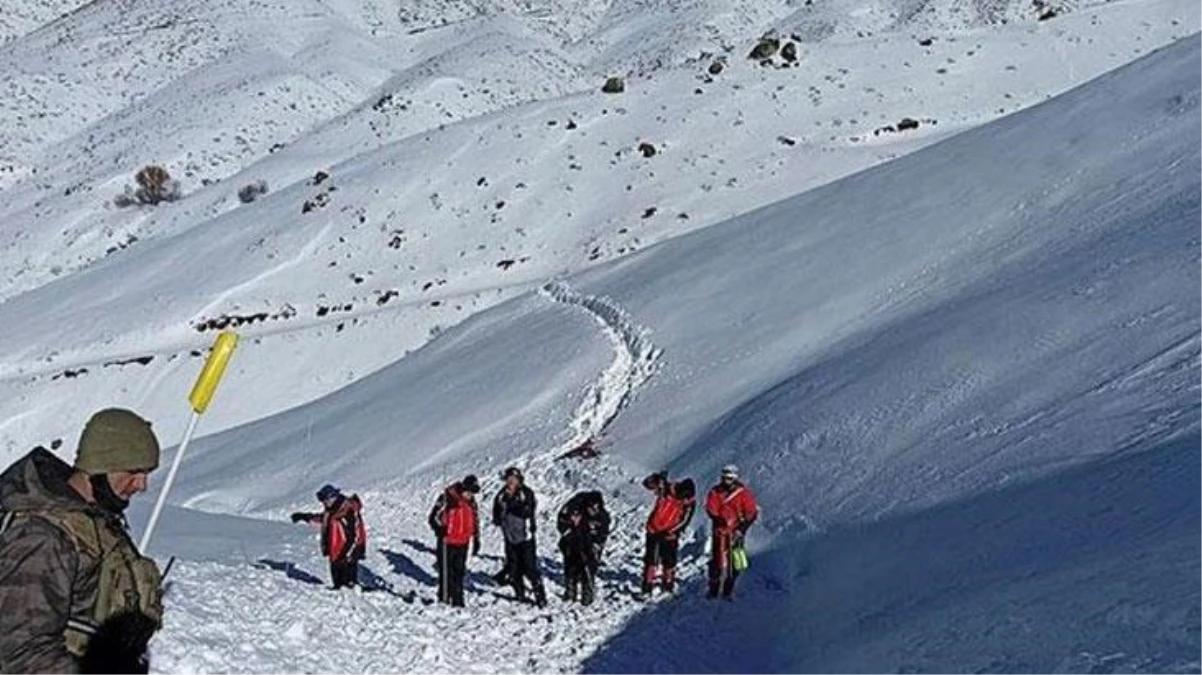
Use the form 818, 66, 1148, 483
0, 0, 1198, 672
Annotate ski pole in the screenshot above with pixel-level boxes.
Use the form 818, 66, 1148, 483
139, 331, 239, 554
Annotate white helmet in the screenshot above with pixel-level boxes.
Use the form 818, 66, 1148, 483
720, 464, 739, 479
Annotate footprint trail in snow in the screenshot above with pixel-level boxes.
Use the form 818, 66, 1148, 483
152, 282, 703, 674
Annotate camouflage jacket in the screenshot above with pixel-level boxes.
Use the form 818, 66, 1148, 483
0, 448, 160, 674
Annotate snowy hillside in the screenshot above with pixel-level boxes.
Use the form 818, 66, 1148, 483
0, 0, 1196, 464
0, 0, 1198, 672
125, 34, 1200, 673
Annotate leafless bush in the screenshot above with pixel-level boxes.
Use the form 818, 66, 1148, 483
114, 165, 181, 207
238, 180, 269, 204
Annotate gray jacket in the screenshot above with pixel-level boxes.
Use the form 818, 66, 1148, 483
492, 485, 536, 544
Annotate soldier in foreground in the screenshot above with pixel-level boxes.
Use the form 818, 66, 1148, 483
0, 409, 164, 673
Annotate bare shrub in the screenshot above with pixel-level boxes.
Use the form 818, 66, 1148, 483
238, 180, 269, 204
115, 165, 181, 206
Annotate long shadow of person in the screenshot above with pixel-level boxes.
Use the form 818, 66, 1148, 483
401, 538, 436, 555
380, 547, 438, 587
252, 558, 324, 585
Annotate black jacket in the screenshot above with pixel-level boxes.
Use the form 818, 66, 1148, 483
556, 491, 611, 549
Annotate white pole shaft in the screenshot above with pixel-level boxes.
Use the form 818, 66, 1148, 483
139, 411, 201, 554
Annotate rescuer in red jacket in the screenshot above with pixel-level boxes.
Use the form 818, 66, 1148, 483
290, 484, 368, 590
641, 471, 696, 596
428, 475, 481, 607
705, 465, 758, 600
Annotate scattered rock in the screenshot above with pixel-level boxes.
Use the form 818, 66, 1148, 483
874, 117, 925, 136
52, 368, 88, 381
377, 290, 399, 306
104, 234, 140, 256
918, 37, 935, 47
777, 135, 798, 146
103, 356, 155, 368
496, 259, 516, 270
194, 304, 296, 333
312, 171, 330, 186
642, 206, 657, 219
638, 142, 657, 158
708, 59, 726, 76
315, 303, 354, 318
748, 36, 780, 61
780, 42, 799, 64
194, 311, 271, 332
601, 76, 626, 94
1033, 0, 1060, 20
302, 191, 332, 214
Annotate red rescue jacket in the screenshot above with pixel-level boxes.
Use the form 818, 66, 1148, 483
646, 484, 695, 536
322, 495, 367, 562
429, 485, 479, 546
705, 481, 759, 536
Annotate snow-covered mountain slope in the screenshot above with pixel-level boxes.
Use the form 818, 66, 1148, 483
105, 34, 1200, 673
1, 0, 1198, 671
0, 0, 1196, 465
571, 37, 1201, 673
0, 0, 92, 45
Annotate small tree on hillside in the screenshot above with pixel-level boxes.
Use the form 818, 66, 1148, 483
115, 165, 181, 206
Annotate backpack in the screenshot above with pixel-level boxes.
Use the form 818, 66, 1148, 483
2, 509, 162, 657
673, 478, 696, 501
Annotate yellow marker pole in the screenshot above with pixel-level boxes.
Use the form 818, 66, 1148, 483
140, 332, 239, 553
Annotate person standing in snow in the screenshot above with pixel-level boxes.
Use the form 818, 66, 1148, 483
428, 475, 481, 606
290, 484, 367, 590
640, 472, 696, 596
0, 409, 164, 673
705, 464, 759, 600
491, 467, 548, 607
556, 491, 611, 606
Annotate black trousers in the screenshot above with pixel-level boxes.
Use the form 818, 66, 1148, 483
437, 540, 469, 606
330, 559, 359, 589
504, 539, 545, 599
708, 531, 741, 598
643, 533, 679, 590
560, 538, 598, 604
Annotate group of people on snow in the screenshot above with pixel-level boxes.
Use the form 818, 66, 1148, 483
639, 465, 758, 599
288, 458, 759, 607
0, 408, 760, 673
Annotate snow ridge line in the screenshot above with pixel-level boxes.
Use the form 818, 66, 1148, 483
539, 281, 663, 453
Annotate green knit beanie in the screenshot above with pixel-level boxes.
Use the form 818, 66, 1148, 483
75, 409, 161, 474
